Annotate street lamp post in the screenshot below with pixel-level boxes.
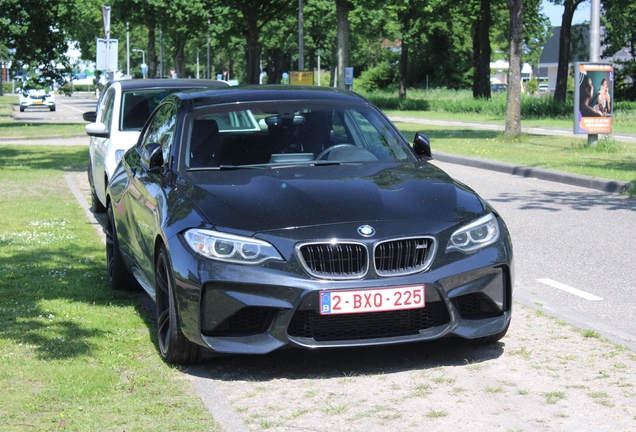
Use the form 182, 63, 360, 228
132, 48, 146, 79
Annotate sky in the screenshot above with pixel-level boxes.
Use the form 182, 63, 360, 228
541, 0, 591, 27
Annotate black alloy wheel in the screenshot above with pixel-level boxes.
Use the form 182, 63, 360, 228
106, 203, 135, 290
155, 245, 202, 364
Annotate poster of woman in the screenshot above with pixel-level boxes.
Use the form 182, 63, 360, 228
574, 63, 614, 134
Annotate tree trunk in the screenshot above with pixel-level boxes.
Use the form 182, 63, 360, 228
147, 25, 157, 79
472, 20, 481, 97
505, 0, 523, 137
554, 0, 583, 103
335, 0, 352, 89
399, 39, 408, 99
175, 38, 186, 78
244, 24, 262, 84
266, 48, 283, 84
475, 0, 492, 99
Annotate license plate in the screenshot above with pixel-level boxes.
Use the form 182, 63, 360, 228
320, 285, 425, 315
33, 101, 43, 105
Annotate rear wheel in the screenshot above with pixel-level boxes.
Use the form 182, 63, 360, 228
156, 245, 202, 364
88, 164, 106, 213
106, 203, 135, 290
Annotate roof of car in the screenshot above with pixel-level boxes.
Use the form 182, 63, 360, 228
112, 79, 231, 91
171, 85, 367, 108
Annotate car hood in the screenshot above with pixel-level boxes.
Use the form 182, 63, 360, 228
178, 162, 487, 234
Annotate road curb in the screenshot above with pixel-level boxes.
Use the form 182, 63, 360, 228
433, 151, 633, 194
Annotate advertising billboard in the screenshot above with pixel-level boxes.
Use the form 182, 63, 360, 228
574, 63, 613, 134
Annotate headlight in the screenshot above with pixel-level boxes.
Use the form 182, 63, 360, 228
446, 213, 500, 253
115, 150, 126, 165
184, 229, 284, 265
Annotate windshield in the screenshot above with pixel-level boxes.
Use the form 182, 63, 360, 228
181, 100, 412, 170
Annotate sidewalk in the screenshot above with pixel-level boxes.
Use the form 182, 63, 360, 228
388, 115, 635, 194
388, 115, 636, 144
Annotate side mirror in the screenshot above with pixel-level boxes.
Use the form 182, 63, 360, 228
142, 143, 164, 172
85, 122, 109, 138
83, 111, 97, 122
413, 132, 432, 160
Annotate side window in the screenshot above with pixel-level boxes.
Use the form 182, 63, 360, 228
331, 111, 351, 143
140, 102, 178, 164
348, 109, 409, 161
98, 88, 116, 133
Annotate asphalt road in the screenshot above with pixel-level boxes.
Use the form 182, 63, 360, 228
11, 93, 97, 123
432, 160, 636, 349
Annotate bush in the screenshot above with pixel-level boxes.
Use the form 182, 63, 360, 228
357, 62, 398, 92
358, 87, 574, 119
525, 78, 539, 94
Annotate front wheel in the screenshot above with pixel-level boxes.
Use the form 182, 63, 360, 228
156, 246, 202, 364
106, 203, 135, 290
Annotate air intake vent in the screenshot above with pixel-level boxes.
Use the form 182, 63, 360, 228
374, 237, 436, 276
297, 242, 368, 279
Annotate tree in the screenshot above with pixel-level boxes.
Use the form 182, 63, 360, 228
505, 0, 523, 137
552, 0, 585, 103
390, 0, 429, 99
0, 0, 76, 88
601, 0, 636, 100
210, 0, 292, 85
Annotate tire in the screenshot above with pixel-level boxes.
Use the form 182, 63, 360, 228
50, 105, 56, 112
156, 245, 203, 364
20, 106, 25, 112
106, 203, 135, 290
87, 164, 106, 213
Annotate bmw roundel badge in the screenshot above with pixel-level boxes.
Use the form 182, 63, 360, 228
358, 225, 375, 237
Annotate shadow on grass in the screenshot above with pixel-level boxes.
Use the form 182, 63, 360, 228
0, 242, 155, 361
0, 146, 88, 172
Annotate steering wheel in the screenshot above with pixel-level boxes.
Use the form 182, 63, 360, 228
316, 144, 356, 161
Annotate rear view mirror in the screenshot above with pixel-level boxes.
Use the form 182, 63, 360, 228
142, 143, 164, 172
264, 115, 306, 127
413, 132, 432, 160
83, 111, 97, 122
85, 122, 109, 138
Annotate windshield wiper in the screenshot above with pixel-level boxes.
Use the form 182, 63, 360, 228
187, 164, 267, 172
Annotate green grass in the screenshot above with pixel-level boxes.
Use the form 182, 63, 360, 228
0, 95, 86, 138
396, 123, 636, 183
365, 88, 636, 135
0, 145, 219, 431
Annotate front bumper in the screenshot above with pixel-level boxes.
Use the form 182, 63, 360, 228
169, 233, 513, 355
20, 98, 55, 109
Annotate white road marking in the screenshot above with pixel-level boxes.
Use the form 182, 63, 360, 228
537, 278, 604, 301
59, 103, 87, 113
